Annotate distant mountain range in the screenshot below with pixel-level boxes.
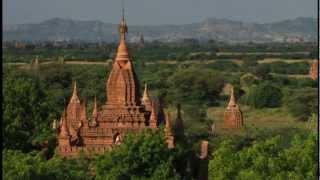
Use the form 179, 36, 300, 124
3, 17, 317, 43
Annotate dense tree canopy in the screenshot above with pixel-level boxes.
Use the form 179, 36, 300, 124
2, 40, 317, 179
245, 82, 283, 109
3, 70, 55, 152
209, 133, 317, 180
285, 88, 318, 121
95, 129, 187, 179
166, 67, 225, 105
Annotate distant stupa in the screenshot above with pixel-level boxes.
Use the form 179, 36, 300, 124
223, 86, 244, 129
138, 33, 145, 48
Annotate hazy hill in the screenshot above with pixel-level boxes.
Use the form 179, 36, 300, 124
3, 17, 317, 43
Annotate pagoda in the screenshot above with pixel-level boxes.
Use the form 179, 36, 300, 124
223, 86, 244, 129
56, 10, 161, 157
309, 59, 318, 80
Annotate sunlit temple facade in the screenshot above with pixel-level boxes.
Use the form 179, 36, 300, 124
55, 12, 173, 157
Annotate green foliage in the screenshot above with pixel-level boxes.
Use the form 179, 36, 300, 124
183, 105, 211, 140
3, 150, 92, 180
3, 41, 318, 179
253, 64, 271, 79
166, 67, 224, 105
240, 73, 258, 87
3, 70, 55, 152
285, 88, 318, 121
266, 62, 309, 74
209, 133, 317, 180
245, 82, 283, 109
206, 60, 240, 72
95, 129, 183, 179
3, 129, 191, 180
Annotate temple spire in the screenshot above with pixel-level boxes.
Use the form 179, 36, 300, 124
114, 1, 130, 64
92, 96, 98, 118
79, 99, 87, 122
70, 81, 80, 104
227, 86, 236, 107
91, 96, 98, 126
149, 101, 158, 128
142, 83, 152, 111
59, 110, 69, 138
119, 0, 128, 41
142, 83, 149, 100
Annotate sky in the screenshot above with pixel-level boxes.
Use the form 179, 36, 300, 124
3, 0, 317, 25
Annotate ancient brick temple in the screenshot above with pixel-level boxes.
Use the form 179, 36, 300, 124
223, 86, 244, 128
56, 13, 167, 157
309, 59, 318, 80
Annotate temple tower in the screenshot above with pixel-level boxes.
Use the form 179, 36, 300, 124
56, 5, 162, 157
100, 6, 150, 129
66, 81, 81, 128
223, 86, 244, 128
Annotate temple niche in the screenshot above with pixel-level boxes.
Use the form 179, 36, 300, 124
55, 12, 165, 157
309, 59, 318, 80
223, 86, 244, 129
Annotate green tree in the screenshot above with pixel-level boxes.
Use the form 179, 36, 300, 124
3, 70, 55, 152
253, 64, 270, 80
286, 89, 318, 121
209, 133, 317, 180
245, 82, 282, 109
166, 67, 224, 105
95, 129, 184, 179
3, 150, 92, 180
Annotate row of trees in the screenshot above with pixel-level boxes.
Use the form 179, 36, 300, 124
3, 128, 317, 179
